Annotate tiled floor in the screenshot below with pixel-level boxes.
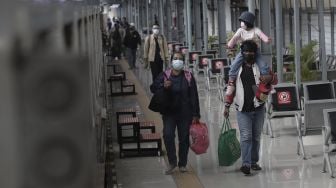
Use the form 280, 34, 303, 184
112, 60, 336, 188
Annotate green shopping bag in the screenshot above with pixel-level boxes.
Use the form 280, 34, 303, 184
218, 118, 241, 166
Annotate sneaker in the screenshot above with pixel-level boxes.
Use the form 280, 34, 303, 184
165, 165, 176, 175
251, 164, 262, 171
240, 165, 251, 175
179, 166, 188, 173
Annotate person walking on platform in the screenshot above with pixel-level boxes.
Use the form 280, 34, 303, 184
224, 40, 277, 175
150, 52, 200, 174
107, 18, 112, 31
109, 22, 123, 60
123, 23, 141, 69
227, 11, 272, 102
143, 24, 169, 82
121, 16, 130, 29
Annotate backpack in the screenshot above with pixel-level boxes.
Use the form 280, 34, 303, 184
164, 69, 192, 86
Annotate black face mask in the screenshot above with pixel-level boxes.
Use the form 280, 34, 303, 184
243, 53, 255, 63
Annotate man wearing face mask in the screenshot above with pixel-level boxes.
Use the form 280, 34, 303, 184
150, 52, 200, 175
124, 23, 141, 69
224, 40, 277, 175
144, 24, 169, 81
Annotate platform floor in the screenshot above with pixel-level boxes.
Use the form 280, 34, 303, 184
110, 59, 336, 188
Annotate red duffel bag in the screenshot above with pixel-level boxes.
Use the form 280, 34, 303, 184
189, 121, 209, 155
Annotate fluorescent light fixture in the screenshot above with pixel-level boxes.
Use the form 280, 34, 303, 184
111, 4, 120, 8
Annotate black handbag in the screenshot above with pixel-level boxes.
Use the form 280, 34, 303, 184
148, 73, 183, 114
148, 88, 173, 114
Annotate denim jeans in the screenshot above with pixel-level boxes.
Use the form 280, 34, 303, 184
228, 50, 269, 80
126, 48, 137, 68
162, 114, 192, 167
236, 107, 265, 166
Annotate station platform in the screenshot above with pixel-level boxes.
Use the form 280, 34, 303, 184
108, 58, 336, 188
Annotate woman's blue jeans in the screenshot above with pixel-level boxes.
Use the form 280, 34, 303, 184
162, 114, 192, 167
236, 107, 265, 166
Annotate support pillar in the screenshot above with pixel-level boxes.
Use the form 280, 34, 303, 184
275, 0, 283, 82
259, 0, 272, 71
217, 0, 226, 58
146, 0, 149, 37
202, 0, 208, 51
318, 0, 327, 81
187, 0, 192, 49
184, 0, 188, 44
331, 8, 335, 57
248, 0, 255, 14
293, 0, 301, 94
159, 0, 165, 36
194, 0, 202, 50
166, 0, 172, 41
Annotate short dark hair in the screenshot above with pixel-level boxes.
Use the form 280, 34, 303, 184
240, 40, 258, 53
243, 21, 254, 28
173, 52, 185, 61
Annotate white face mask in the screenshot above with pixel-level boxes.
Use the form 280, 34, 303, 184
172, 59, 184, 71
240, 22, 247, 30
153, 29, 160, 35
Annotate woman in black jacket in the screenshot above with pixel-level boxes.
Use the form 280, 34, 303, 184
150, 52, 200, 174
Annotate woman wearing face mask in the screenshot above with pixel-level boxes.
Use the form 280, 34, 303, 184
226, 11, 272, 104
144, 24, 169, 82
224, 41, 277, 175
150, 52, 201, 175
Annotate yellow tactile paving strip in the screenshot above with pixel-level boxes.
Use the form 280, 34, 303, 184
117, 59, 204, 188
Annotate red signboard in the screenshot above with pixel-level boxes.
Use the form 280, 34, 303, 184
277, 91, 291, 104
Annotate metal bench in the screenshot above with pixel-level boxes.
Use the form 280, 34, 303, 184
206, 58, 228, 91
206, 50, 218, 59
297, 81, 336, 159
196, 54, 214, 75
322, 108, 336, 178
188, 51, 202, 72
139, 133, 162, 156
333, 80, 336, 95
108, 76, 136, 96
139, 121, 156, 133
116, 107, 137, 122
117, 116, 140, 158
265, 83, 302, 138
107, 62, 126, 80
327, 55, 336, 70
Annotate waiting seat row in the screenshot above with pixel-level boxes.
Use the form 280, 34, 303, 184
265, 80, 336, 177
116, 108, 162, 158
